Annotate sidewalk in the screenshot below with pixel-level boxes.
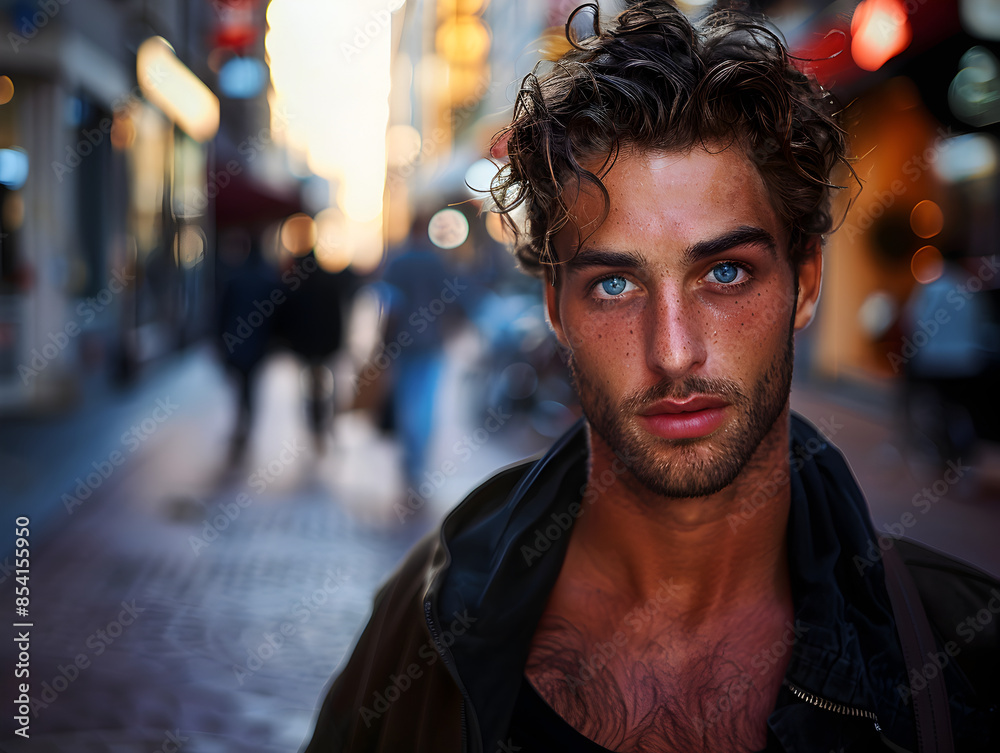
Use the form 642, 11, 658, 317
0, 345, 548, 752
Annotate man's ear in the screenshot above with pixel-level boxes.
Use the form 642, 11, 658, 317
544, 275, 570, 348
793, 238, 823, 331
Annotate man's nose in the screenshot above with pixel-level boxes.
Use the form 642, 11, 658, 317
645, 288, 708, 379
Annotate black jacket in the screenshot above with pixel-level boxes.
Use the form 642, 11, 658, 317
303, 414, 998, 751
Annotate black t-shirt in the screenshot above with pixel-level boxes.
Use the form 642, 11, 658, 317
507, 674, 616, 752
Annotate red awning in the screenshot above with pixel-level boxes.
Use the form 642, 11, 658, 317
213, 167, 302, 228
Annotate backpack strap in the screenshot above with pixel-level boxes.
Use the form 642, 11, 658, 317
882, 540, 955, 753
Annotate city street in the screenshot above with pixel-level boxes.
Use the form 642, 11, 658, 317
0, 346, 997, 752
0, 0, 997, 751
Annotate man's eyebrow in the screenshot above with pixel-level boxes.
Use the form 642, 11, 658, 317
560, 227, 776, 273
684, 226, 777, 265
562, 248, 649, 272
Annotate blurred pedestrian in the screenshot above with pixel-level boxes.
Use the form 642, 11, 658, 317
276, 250, 358, 454
380, 221, 468, 499
216, 229, 281, 463
900, 256, 1000, 463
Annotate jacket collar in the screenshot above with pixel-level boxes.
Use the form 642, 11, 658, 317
771, 415, 914, 750
430, 413, 914, 752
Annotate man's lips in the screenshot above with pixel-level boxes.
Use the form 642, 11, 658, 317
637, 395, 730, 439
638, 395, 730, 416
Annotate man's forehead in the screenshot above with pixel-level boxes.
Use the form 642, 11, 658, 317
552, 146, 785, 264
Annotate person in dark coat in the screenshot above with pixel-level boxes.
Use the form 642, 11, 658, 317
276, 250, 358, 453
216, 230, 281, 462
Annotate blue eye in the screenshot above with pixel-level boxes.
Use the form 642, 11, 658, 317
601, 276, 629, 296
713, 263, 739, 284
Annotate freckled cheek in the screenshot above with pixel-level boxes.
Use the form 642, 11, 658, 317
565, 311, 641, 375
710, 284, 793, 335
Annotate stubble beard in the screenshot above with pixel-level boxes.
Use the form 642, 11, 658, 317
570, 327, 795, 500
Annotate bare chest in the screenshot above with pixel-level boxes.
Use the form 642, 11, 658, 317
524, 615, 795, 753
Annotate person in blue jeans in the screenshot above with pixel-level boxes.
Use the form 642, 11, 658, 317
381, 229, 467, 497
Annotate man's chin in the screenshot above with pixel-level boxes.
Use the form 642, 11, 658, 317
588, 421, 742, 500
626, 445, 744, 500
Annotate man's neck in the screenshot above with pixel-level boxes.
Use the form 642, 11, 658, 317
568, 410, 793, 623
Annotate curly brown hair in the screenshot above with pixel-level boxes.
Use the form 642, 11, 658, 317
490, 1, 851, 280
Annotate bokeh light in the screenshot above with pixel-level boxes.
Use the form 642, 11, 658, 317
110, 109, 136, 150
386, 124, 422, 169
0, 76, 13, 105
851, 0, 912, 72
280, 213, 318, 256
485, 211, 513, 245
857, 290, 897, 338
465, 158, 499, 196
435, 17, 490, 65
315, 208, 352, 273
0, 148, 29, 189
428, 208, 470, 249
949, 46, 1000, 127
136, 37, 220, 143
266, 0, 394, 225
173, 225, 206, 269
911, 245, 944, 284
909, 200, 944, 238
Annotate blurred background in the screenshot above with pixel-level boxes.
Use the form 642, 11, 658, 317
0, 0, 997, 750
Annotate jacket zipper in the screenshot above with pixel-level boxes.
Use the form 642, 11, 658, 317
785, 679, 882, 732
424, 599, 479, 753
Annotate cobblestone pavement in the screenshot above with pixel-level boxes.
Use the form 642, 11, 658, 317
0, 348, 552, 752
0, 349, 996, 752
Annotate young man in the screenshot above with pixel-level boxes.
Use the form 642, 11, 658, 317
303, 3, 997, 751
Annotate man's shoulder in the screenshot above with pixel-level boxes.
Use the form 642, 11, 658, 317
441, 454, 544, 532
373, 455, 544, 611
890, 537, 1000, 671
